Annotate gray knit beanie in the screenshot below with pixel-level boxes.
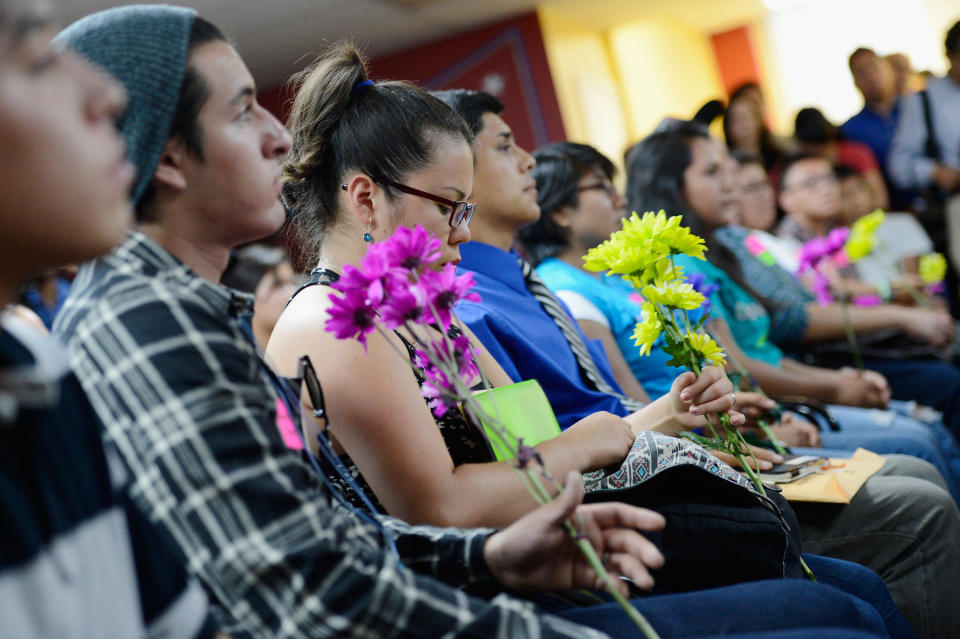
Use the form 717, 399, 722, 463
55, 5, 197, 205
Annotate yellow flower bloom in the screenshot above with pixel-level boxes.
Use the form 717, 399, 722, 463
686, 332, 727, 367
919, 252, 947, 284
583, 210, 706, 276
641, 280, 705, 310
844, 234, 873, 262
851, 209, 885, 236
631, 302, 662, 356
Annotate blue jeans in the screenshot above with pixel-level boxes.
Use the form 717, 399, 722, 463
791, 402, 960, 502
546, 578, 889, 637
804, 554, 916, 639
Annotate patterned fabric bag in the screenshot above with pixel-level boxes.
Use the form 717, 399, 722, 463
583, 431, 805, 592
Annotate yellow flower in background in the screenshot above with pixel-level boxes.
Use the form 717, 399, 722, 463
845, 210, 885, 263
844, 235, 873, 262
625, 256, 684, 289
919, 252, 947, 284
852, 209, 885, 236
687, 332, 727, 367
632, 303, 663, 356
641, 280, 705, 310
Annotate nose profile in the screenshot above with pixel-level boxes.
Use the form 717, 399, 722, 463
262, 107, 292, 159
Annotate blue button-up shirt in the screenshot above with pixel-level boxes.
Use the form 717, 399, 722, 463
842, 99, 913, 208
456, 242, 629, 428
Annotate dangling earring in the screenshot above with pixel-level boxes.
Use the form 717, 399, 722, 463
362, 219, 373, 243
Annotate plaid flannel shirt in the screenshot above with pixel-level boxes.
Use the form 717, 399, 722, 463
54, 232, 606, 639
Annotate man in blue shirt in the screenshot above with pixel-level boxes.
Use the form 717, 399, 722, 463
435, 91, 960, 636
841, 48, 912, 209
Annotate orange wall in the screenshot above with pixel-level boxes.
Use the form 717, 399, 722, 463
710, 25, 761, 98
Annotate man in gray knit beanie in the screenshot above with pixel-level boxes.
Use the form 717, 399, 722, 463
56, 4, 196, 205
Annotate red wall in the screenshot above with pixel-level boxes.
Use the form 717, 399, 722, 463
710, 25, 761, 98
258, 11, 565, 152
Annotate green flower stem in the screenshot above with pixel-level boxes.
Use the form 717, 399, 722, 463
837, 296, 865, 371
459, 364, 660, 639
757, 420, 788, 456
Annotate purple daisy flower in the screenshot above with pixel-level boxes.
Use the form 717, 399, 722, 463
420, 264, 481, 328
382, 225, 443, 271
325, 288, 378, 349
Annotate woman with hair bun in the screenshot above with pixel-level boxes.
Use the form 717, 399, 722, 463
267, 41, 747, 531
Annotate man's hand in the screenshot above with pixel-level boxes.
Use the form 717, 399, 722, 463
839, 367, 891, 407
670, 367, 746, 432
484, 471, 665, 595
772, 413, 822, 448
931, 164, 960, 192
899, 307, 955, 347
833, 372, 888, 408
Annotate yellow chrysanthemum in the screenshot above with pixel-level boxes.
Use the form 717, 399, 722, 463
641, 280, 705, 310
919, 252, 947, 284
844, 234, 873, 262
851, 209, 885, 237
583, 210, 706, 276
631, 302, 663, 356
686, 332, 727, 367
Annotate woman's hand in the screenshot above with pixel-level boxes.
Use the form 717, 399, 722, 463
483, 471, 665, 594
669, 367, 746, 434
558, 412, 636, 471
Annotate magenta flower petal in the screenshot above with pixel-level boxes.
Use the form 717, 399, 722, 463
383, 225, 443, 271
325, 289, 377, 349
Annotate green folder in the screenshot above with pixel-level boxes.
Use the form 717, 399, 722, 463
467, 380, 562, 461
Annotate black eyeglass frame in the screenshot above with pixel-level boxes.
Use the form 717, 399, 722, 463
376, 179, 477, 228
577, 180, 619, 201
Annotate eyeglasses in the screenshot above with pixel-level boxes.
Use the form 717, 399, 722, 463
295, 355, 328, 433
377, 179, 477, 228
578, 180, 619, 202
741, 181, 774, 196
784, 173, 837, 192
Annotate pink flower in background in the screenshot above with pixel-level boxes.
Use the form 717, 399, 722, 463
744, 234, 767, 257
810, 272, 834, 306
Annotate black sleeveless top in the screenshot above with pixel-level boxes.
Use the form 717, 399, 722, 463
291, 268, 495, 512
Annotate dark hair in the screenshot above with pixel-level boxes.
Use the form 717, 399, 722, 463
947, 20, 960, 56
730, 148, 764, 168
625, 120, 786, 315
430, 89, 504, 135
848, 46, 876, 71
515, 142, 615, 266
692, 99, 725, 127
779, 152, 833, 189
834, 164, 860, 181
722, 85, 782, 170
221, 244, 287, 293
137, 16, 225, 220
794, 107, 838, 145
281, 42, 474, 261
625, 119, 709, 227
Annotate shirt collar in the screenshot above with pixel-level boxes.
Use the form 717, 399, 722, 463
458, 242, 528, 293
118, 230, 254, 317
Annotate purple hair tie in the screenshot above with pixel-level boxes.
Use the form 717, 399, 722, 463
352, 79, 374, 94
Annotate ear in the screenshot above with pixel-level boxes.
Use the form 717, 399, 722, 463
550, 206, 575, 229
341, 174, 383, 231
151, 138, 188, 192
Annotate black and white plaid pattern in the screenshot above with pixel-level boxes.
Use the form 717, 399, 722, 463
54, 232, 607, 639
519, 259, 645, 413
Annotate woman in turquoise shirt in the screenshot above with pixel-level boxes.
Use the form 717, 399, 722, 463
517, 137, 960, 504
